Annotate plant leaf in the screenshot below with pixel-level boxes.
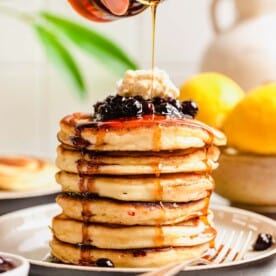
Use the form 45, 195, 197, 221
39, 12, 138, 75
33, 23, 87, 98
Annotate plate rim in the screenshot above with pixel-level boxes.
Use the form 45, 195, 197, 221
0, 203, 275, 272
0, 185, 60, 200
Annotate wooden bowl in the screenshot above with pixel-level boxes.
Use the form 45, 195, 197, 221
213, 148, 276, 212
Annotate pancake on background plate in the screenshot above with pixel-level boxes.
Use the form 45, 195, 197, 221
0, 155, 57, 191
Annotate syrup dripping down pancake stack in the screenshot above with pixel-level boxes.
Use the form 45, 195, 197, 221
50, 69, 226, 268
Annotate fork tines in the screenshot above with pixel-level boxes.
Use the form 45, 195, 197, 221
209, 230, 253, 264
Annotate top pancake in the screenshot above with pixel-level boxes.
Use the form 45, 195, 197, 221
58, 113, 226, 151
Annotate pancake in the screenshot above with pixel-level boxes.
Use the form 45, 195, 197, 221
50, 238, 211, 268
52, 214, 216, 249
56, 145, 220, 175
56, 171, 214, 202
0, 155, 57, 191
58, 113, 226, 151
56, 194, 209, 225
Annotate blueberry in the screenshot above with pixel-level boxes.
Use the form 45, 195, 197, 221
122, 98, 143, 117
152, 97, 166, 105
93, 101, 104, 113
96, 103, 113, 121
95, 258, 114, 267
134, 95, 144, 102
181, 100, 198, 118
253, 233, 274, 251
168, 98, 182, 110
105, 95, 115, 103
111, 95, 123, 104
155, 102, 181, 117
142, 101, 154, 114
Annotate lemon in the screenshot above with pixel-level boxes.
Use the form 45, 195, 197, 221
223, 83, 276, 154
179, 73, 244, 129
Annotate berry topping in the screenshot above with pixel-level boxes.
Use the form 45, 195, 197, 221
122, 98, 143, 117
93, 95, 198, 121
253, 233, 274, 251
0, 256, 16, 273
95, 258, 114, 267
181, 100, 199, 118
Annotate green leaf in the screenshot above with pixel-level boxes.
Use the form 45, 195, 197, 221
39, 12, 138, 75
33, 23, 87, 98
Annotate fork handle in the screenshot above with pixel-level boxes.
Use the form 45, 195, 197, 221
139, 259, 210, 276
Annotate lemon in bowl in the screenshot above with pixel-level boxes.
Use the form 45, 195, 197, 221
223, 83, 276, 154
179, 72, 244, 129
213, 83, 276, 212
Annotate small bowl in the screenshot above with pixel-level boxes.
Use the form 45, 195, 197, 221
0, 252, 29, 276
213, 148, 276, 213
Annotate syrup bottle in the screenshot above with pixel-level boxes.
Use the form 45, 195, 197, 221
68, 0, 161, 22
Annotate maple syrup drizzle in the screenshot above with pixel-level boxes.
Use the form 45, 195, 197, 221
154, 177, 163, 201
202, 196, 210, 216
202, 244, 216, 261
79, 245, 92, 266
209, 239, 216, 249
72, 121, 91, 149
77, 125, 107, 264
152, 161, 161, 177
80, 197, 93, 265
157, 201, 166, 226
73, 123, 95, 264
86, 156, 100, 175
78, 176, 88, 193
82, 221, 90, 244
203, 146, 213, 174
76, 149, 86, 174
151, 124, 162, 196
152, 124, 162, 151
87, 177, 96, 194
150, 2, 158, 97
154, 226, 165, 247
150, 1, 158, 71
95, 128, 106, 148
208, 244, 224, 261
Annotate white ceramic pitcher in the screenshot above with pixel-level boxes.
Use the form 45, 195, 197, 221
201, 0, 276, 91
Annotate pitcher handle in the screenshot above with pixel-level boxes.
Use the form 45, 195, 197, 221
211, 0, 234, 34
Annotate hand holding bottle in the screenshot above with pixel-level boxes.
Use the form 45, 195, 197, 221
68, 0, 148, 22
101, 0, 130, 15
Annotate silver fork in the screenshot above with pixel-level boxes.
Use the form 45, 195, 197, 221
139, 230, 253, 276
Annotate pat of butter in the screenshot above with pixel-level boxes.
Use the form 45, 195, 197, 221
117, 69, 179, 99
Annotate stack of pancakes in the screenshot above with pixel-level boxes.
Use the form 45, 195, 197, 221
50, 113, 226, 267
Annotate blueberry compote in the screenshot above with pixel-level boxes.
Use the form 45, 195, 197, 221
93, 95, 198, 121
0, 256, 16, 273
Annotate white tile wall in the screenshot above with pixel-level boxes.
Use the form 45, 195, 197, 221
0, 0, 219, 159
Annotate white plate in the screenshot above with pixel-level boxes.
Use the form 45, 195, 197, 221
0, 185, 60, 200
0, 204, 275, 274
